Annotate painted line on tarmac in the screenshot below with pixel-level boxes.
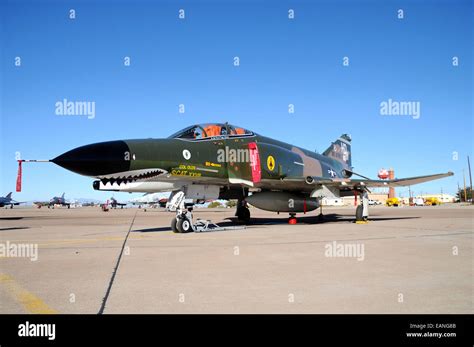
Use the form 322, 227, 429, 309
3, 235, 147, 248
97, 211, 138, 314
0, 273, 57, 314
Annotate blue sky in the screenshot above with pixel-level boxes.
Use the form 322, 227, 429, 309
1, 0, 472, 201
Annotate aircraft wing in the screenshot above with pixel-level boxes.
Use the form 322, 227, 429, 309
279, 172, 454, 191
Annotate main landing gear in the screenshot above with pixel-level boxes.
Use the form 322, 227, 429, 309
235, 200, 250, 223
355, 190, 369, 222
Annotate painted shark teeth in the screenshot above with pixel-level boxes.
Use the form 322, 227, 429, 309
99, 169, 165, 186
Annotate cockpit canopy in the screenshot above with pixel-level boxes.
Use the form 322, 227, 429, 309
169, 123, 254, 140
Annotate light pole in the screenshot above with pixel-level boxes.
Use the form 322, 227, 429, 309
468, 156, 473, 204
463, 169, 467, 202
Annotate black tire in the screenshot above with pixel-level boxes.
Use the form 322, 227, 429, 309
171, 217, 179, 233
176, 216, 193, 233
355, 205, 364, 221
237, 206, 251, 223
243, 208, 250, 221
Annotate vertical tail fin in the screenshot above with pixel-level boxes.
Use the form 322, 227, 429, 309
322, 134, 352, 168
6, 192, 13, 199
61, 193, 65, 199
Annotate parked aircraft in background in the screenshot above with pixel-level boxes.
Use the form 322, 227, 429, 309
34, 193, 71, 208
109, 197, 127, 209
130, 192, 170, 208
0, 192, 25, 209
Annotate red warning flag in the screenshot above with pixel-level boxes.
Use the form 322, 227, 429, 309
16, 160, 22, 192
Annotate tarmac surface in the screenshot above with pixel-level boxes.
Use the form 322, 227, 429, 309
0, 205, 472, 313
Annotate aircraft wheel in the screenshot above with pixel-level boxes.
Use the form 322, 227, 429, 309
171, 217, 179, 233
176, 216, 193, 233
355, 205, 365, 221
236, 206, 250, 223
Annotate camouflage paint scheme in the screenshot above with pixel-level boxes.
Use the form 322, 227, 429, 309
52, 123, 453, 200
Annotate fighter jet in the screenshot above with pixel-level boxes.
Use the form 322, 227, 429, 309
34, 193, 71, 209
131, 192, 170, 208
18, 123, 453, 232
109, 197, 127, 209
0, 192, 25, 209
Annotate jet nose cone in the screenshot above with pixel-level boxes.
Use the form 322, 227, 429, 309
52, 141, 131, 177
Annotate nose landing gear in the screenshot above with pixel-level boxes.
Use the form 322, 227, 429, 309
171, 205, 195, 233
168, 190, 194, 233
168, 190, 191, 233
168, 191, 246, 233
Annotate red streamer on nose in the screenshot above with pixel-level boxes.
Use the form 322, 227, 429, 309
16, 160, 22, 192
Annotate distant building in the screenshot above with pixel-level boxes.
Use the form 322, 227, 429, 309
368, 193, 389, 204
416, 194, 455, 203
338, 193, 388, 206
398, 197, 410, 205
321, 193, 454, 206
